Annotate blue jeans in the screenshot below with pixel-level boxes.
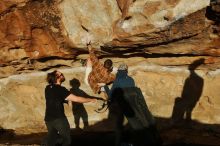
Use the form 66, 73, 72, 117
45, 117, 71, 146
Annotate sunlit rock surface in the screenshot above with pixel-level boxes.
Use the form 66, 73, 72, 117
1, 57, 220, 131
1, 0, 220, 145
0, 0, 215, 72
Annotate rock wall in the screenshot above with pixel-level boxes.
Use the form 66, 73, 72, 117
1, 0, 218, 78
1, 57, 220, 135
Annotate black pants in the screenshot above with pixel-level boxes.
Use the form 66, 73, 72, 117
45, 117, 71, 146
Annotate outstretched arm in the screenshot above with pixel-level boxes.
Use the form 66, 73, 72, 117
65, 94, 96, 103
87, 43, 99, 65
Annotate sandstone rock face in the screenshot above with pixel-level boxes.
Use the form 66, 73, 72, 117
0, 0, 214, 70
1, 0, 220, 144
59, 0, 121, 47
1, 57, 220, 134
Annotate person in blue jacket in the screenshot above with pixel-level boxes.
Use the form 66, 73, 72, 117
104, 63, 135, 99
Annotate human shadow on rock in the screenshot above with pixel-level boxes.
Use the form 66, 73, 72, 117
171, 58, 204, 124
69, 78, 100, 130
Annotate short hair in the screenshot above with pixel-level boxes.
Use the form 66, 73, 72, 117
118, 63, 128, 71
104, 59, 113, 71
46, 70, 58, 85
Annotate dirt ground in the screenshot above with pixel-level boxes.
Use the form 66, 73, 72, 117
0, 126, 220, 146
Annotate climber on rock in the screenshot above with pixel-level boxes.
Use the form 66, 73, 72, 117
82, 42, 115, 109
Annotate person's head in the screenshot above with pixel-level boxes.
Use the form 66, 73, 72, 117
104, 59, 113, 72
118, 63, 128, 72
116, 63, 128, 77
46, 70, 65, 85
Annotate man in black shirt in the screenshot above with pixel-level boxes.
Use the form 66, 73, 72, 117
44, 70, 96, 146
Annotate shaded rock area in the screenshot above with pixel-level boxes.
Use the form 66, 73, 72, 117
1, 0, 220, 146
